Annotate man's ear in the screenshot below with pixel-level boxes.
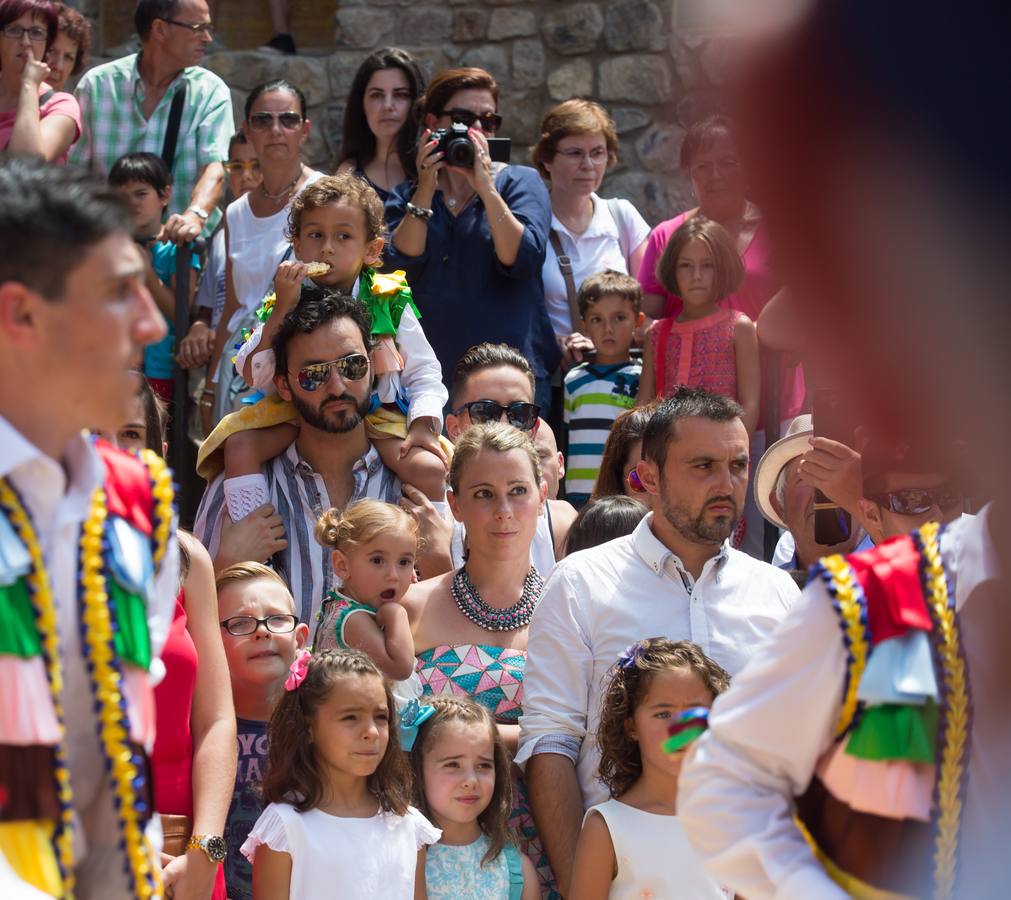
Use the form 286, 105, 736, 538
274, 372, 293, 402
636, 458, 661, 497
294, 622, 310, 650
0, 282, 43, 347
556, 451, 565, 480
858, 498, 884, 543
769, 488, 785, 522
445, 413, 462, 442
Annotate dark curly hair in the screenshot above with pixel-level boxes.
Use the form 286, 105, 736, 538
262, 649, 413, 815
596, 638, 730, 798
410, 696, 513, 867
287, 173, 386, 246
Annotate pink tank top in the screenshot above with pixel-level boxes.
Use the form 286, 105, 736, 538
653, 308, 744, 400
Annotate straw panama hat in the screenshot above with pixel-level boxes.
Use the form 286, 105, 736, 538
753, 414, 813, 530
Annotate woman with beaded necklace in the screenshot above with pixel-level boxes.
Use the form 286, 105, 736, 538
207, 78, 324, 414
405, 422, 558, 897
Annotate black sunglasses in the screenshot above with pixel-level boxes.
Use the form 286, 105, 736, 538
452, 399, 540, 431
248, 111, 303, 132
870, 485, 962, 517
220, 614, 297, 636
156, 17, 214, 36
295, 353, 370, 392
440, 108, 503, 134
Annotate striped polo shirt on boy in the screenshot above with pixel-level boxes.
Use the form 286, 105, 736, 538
563, 360, 642, 506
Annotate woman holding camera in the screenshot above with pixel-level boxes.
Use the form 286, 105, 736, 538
386, 67, 559, 400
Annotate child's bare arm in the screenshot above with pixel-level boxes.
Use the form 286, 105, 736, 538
636, 322, 657, 405
733, 315, 761, 437
240, 260, 311, 385
343, 605, 416, 681
376, 438, 447, 503
568, 810, 616, 900
223, 423, 299, 479
252, 846, 292, 900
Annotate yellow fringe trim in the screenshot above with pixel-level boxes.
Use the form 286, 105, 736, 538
822, 553, 870, 737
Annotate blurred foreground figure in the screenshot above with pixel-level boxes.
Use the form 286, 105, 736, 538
678, 2, 1011, 898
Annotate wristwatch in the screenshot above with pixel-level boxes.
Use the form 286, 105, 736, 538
187, 833, 227, 863
186, 205, 210, 221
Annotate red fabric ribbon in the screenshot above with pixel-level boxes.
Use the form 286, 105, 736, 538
848, 534, 932, 644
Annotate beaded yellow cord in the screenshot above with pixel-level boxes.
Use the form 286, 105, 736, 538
79, 488, 162, 899
917, 521, 969, 900
819, 554, 871, 737
140, 449, 174, 567
0, 479, 76, 898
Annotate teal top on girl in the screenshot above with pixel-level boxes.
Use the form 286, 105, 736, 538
426, 834, 525, 900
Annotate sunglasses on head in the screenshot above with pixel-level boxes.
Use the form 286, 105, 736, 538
453, 399, 540, 431
440, 108, 503, 134
223, 160, 261, 174
248, 111, 303, 132
870, 485, 962, 517
295, 353, 370, 392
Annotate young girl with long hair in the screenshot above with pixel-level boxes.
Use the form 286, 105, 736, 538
637, 216, 761, 437
410, 696, 539, 899
569, 638, 732, 899
241, 649, 439, 898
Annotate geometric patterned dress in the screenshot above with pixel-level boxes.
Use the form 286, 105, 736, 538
416, 644, 558, 898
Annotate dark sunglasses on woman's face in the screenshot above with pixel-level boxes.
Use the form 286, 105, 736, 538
869, 484, 962, 517
452, 400, 540, 431
220, 614, 297, 636
295, 353, 370, 392
441, 108, 503, 134
248, 111, 303, 132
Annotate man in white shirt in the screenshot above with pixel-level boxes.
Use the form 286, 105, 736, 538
0, 158, 176, 897
517, 386, 799, 894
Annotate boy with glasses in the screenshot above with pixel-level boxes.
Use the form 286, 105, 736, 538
216, 562, 308, 900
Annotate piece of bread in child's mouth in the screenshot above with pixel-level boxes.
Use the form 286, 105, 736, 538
305, 262, 331, 276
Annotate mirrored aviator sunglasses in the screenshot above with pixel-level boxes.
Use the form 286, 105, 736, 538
457, 399, 540, 431
248, 111, 303, 132
296, 353, 370, 392
873, 485, 962, 516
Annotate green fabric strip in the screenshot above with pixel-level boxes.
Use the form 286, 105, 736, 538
358, 267, 420, 336
845, 700, 938, 763
108, 581, 152, 670
0, 579, 42, 658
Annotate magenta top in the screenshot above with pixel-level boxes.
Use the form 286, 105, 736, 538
0, 88, 82, 165
638, 211, 804, 422
652, 308, 744, 401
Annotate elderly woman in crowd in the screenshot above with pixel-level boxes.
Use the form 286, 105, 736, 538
207, 78, 324, 418
0, 0, 80, 162
406, 422, 557, 896
532, 99, 651, 362
42, 1, 88, 92
335, 47, 425, 200
385, 67, 559, 405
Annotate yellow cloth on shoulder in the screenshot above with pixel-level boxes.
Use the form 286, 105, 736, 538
0, 820, 63, 896
197, 398, 453, 482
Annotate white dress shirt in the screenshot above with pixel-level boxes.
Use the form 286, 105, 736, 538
0, 416, 178, 894
516, 513, 799, 807
678, 510, 1007, 900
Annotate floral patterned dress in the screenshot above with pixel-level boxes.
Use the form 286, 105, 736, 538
416, 644, 558, 898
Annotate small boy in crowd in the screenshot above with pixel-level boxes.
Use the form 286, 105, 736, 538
216, 563, 308, 900
109, 151, 199, 402
563, 270, 644, 507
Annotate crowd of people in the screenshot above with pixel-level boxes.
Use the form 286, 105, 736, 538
1, 0, 1008, 898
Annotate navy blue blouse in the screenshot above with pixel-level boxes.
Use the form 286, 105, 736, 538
384, 165, 561, 385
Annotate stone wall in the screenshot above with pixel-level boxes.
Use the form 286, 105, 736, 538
78, 1, 731, 226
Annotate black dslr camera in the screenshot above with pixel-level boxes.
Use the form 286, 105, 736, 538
431, 123, 511, 168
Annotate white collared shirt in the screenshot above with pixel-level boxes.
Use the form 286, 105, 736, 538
516, 513, 799, 807
0, 415, 178, 875
678, 510, 1006, 900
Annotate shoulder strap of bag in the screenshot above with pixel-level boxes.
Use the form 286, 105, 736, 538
161, 80, 187, 170
604, 197, 631, 262
503, 845, 525, 900
550, 229, 582, 332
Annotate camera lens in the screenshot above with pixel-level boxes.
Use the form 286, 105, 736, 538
445, 136, 474, 168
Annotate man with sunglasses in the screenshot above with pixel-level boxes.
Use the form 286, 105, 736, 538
194, 292, 401, 626
404, 342, 577, 577
70, 0, 232, 243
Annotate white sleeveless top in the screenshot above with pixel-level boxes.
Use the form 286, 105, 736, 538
450, 504, 556, 577
586, 800, 730, 899
224, 169, 324, 332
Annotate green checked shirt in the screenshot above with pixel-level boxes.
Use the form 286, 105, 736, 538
70, 52, 233, 233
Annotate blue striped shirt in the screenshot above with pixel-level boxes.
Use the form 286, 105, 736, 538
563, 361, 641, 504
